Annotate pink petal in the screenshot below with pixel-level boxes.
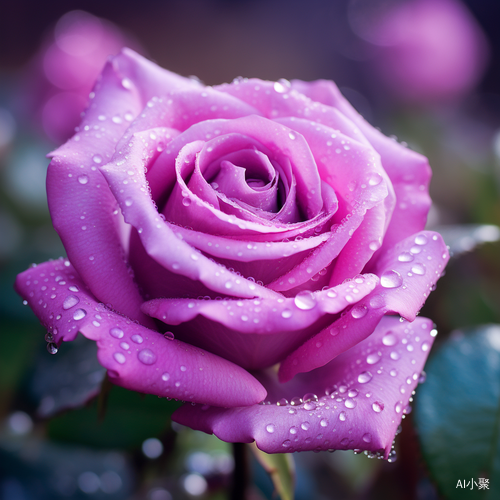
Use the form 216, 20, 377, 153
279, 230, 449, 381
173, 316, 437, 457
290, 79, 431, 252
141, 274, 378, 370
15, 260, 266, 407
46, 49, 198, 325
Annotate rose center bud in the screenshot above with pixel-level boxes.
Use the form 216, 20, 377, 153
161, 132, 306, 227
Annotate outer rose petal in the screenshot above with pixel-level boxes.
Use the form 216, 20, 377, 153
141, 274, 379, 370
279, 230, 448, 382
47, 49, 199, 325
14, 260, 266, 407
290, 79, 431, 253
173, 316, 436, 457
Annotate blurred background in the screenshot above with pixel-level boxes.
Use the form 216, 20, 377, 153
1, 1, 500, 499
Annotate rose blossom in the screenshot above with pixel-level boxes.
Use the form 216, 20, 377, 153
357, 0, 489, 105
16, 49, 448, 457
19, 10, 140, 144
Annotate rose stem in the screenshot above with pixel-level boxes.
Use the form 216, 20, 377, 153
230, 442, 250, 500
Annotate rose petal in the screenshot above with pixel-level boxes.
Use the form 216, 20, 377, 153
99, 129, 282, 300
15, 260, 267, 407
142, 274, 378, 370
173, 316, 436, 457
46, 49, 198, 325
279, 230, 448, 381
290, 79, 431, 252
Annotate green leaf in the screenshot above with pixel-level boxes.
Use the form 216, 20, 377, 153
47, 384, 182, 449
415, 325, 500, 499
250, 443, 295, 500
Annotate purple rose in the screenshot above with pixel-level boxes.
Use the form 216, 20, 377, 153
19, 11, 141, 144
16, 49, 448, 457
353, 0, 489, 105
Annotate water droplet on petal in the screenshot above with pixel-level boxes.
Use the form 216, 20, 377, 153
131, 334, 143, 344
366, 353, 380, 364
351, 305, 368, 319
415, 234, 428, 245
339, 412, 346, 422
138, 349, 156, 365
301, 422, 310, 431
113, 352, 126, 364
63, 295, 80, 310
281, 308, 292, 319
73, 309, 86, 320
380, 270, 402, 288
78, 175, 89, 185
358, 371, 372, 383
320, 419, 328, 427
421, 341, 430, 351
162, 373, 170, 381
345, 398, 357, 409
294, 290, 316, 310
266, 424, 275, 433
92, 154, 103, 164
395, 402, 403, 413
367, 172, 383, 186
164, 331, 175, 341
362, 433, 372, 443
182, 197, 192, 207
398, 252, 414, 262
411, 263, 426, 275
372, 401, 384, 413
382, 332, 397, 346
110, 327, 124, 339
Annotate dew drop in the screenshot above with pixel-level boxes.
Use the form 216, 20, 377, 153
78, 175, 89, 185
366, 353, 380, 364
63, 295, 80, 310
382, 332, 397, 346
415, 234, 428, 245
281, 308, 292, 319
380, 270, 402, 289
372, 401, 384, 413
182, 197, 192, 207
162, 373, 170, 381
398, 252, 414, 262
164, 331, 175, 341
301, 422, 310, 431
277, 398, 288, 406
113, 352, 126, 364
131, 334, 143, 344
320, 419, 328, 427
358, 371, 372, 384
294, 290, 316, 310
367, 172, 383, 186
339, 412, 346, 422
69, 285, 79, 292
92, 154, 103, 164
351, 305, 368, 319
289, 426, 298, 435
110, 327, 124, 339
282, 440, 291, 448
421, 341, 430, 352
390, 351, 400, 360
411, 263, 426, 276
266, 424, 275, 433
138, 349, 156, 365
395, 401, 403, 413
345, 399, 357, 409
47, 343, 58, 355
125, 198, 133, 207
120, 342, 130, 350
73, 309, 87, 321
